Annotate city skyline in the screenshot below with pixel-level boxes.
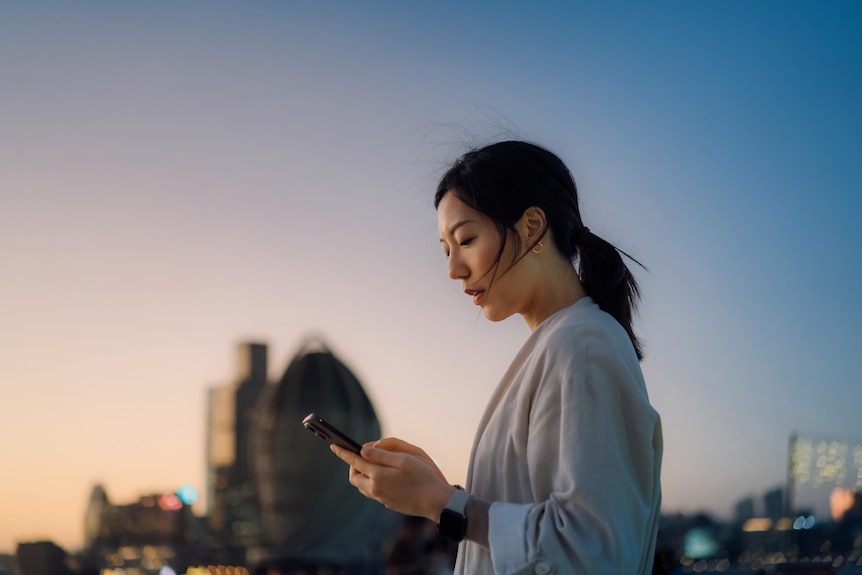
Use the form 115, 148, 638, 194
2, 1, 861, 552
0, 335, 849, 554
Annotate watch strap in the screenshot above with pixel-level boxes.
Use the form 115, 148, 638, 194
437, 487, 471, 541
444, 487, 471, 516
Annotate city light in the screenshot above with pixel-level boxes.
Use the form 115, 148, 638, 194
774, 517, 794, 530
157, 494, 183, 512
792, 515, 817, 530
176, 485, 198, 506
683, 527, 720, 559
741, 518, 772, 532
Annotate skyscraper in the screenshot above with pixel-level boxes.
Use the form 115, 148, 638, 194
734, 496, 755, 524
205, 342, 269, 552
788, 432, 862, 520
250, 337, 398, 570
763, 487, 784, 522
83, 484, 111, 549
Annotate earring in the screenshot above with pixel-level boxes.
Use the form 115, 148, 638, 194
532, 242, 544, 254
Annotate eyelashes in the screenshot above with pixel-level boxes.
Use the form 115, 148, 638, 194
442, 237, 475, 257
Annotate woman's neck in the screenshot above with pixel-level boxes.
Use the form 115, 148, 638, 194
521, 263, 585, 331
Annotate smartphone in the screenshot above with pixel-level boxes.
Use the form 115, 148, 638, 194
302, 413, 363, 455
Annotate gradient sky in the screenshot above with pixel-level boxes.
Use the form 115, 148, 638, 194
1, 1, 860, 553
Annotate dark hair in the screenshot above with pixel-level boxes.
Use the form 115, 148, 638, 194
434, 140, 645, 360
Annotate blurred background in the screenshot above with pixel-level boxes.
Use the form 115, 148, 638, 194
1, 1, 860, 573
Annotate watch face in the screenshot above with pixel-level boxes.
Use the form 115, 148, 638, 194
438, 509, 467, 541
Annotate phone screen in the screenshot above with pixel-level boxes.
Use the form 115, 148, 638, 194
302, 413, 363, 455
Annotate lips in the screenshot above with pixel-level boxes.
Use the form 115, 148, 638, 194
464, 288, 485, 306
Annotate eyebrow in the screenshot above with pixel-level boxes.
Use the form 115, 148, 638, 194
439, 219, 475, 242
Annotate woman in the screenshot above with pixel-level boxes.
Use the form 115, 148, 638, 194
332, 141, 663, 574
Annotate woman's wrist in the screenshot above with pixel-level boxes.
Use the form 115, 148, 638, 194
433, 486, 490, 547
429, 483, 459, 522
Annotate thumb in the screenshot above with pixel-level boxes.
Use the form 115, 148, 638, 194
361, 445, 402, 468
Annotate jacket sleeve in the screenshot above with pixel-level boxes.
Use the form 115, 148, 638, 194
486, 331, 663, 575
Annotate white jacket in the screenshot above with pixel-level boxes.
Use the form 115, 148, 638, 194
454, 297, 663, 575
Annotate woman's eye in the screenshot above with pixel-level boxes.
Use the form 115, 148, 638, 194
459, 238, 474, 247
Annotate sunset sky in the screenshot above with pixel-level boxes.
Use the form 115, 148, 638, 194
2, 1, 860, 552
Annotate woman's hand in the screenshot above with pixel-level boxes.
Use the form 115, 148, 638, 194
330, 438, 456, 522
368, 437, 448, 483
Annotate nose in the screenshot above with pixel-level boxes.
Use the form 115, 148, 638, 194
448, 251, 469, 280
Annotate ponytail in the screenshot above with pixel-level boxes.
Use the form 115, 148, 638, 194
576, 229, 645, 360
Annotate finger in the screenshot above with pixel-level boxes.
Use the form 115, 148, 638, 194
331, 445, 374, 476
332, 444, 384, 478
371, 437, 406, 449
367, 440, 446, 481
359, 445, 406, 468
347, 467, 373, 496
372, 437, 422, 455
330, 444, 359, 466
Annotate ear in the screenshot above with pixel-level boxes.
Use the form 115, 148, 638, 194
517, 206, 547, 245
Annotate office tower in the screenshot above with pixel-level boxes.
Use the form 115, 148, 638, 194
249, 337, 398, 571
787, 432, 862, 520
763, 487, 784, 522
83, 484, 111, 549
734, 496, 756, 523
205, 342, 269, 549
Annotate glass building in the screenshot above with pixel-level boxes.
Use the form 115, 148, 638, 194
250, 337, 398, 571
788, 432, 862, 521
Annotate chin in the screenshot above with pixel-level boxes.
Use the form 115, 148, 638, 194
482, 306, 515, 323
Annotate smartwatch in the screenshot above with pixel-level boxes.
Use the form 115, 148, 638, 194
438, 487, 470, 541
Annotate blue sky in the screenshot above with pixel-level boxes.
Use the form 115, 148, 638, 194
1, 1, 860, 551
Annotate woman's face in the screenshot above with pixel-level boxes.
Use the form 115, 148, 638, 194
437, 192, 531, 322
